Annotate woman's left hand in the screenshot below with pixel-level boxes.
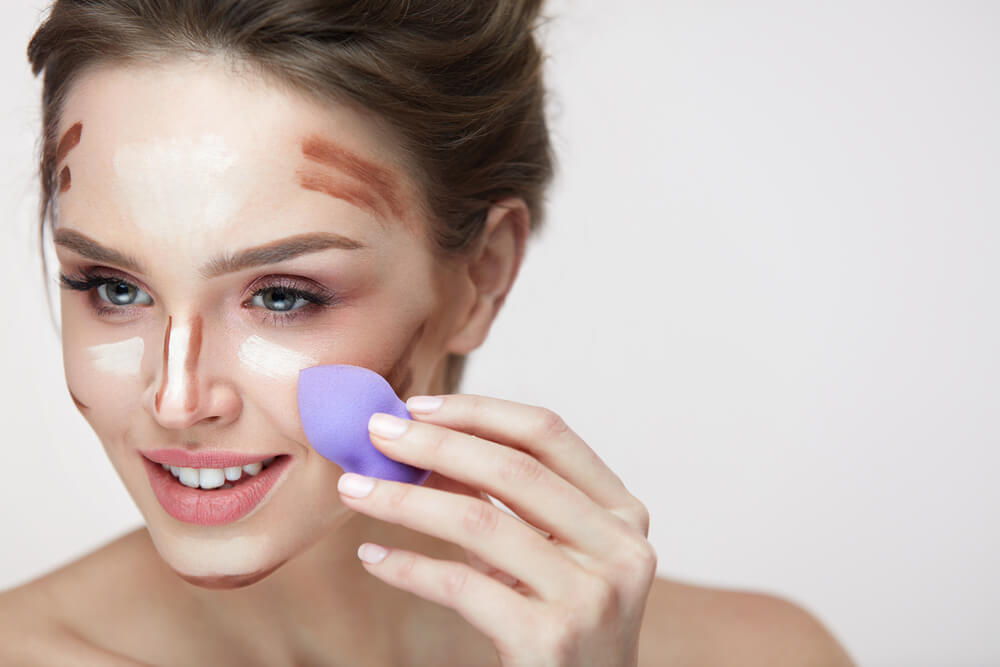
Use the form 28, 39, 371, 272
336, 393, 659, 667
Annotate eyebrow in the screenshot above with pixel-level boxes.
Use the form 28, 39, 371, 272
298, 134, 405, 221
53, 228, 365, 279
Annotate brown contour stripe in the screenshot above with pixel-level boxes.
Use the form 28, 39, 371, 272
297, 168, 386, 220
300, 135, 404, 220
68, 389, 89, 411
385, 320, 426, 399
55, 122, 82, 166
59, 166, 72, 193
154, 316, 172, 412
183, 315, 203, 412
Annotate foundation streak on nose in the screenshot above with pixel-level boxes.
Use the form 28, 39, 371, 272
154, 315, 204, 415
384, 320, 426, 399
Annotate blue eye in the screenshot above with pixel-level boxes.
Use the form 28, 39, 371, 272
96, 280, 153, 306
250, 286, 311, 312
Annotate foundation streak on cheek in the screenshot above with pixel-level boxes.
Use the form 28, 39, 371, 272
87, 337, 145, 377
384, 320, 427, 399
238, 335, 317, 380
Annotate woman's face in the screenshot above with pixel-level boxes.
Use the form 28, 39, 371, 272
52, 56, 470, 586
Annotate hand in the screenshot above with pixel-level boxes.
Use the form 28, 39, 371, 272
335, 394, 658, 667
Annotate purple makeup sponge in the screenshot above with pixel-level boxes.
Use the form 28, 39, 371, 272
297, 364, 431, 485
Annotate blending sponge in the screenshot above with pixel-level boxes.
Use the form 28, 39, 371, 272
297, 364, 431, 485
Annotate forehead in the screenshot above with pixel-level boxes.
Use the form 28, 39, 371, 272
55, 56, 419, 248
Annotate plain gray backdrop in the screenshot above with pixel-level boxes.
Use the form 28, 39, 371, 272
2, 2, 997, 665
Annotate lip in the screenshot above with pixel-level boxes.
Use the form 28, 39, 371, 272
140, 449, 280, 468
141, 454, 291, 526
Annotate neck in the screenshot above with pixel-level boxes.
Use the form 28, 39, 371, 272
177, 497, 487, 663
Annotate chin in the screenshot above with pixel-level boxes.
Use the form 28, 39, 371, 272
173, 560, 287, 590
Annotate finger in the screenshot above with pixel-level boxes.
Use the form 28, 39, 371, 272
368, 414, 638, 563
404, 394, 648, 534
356, 543, 543, 653
337, 472, 580, 602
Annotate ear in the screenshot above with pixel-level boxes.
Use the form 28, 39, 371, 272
445, 197, 530, 356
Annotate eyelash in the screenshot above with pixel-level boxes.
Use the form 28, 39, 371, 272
57, 268, 339, 325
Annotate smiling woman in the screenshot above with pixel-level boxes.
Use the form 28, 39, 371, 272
0, 1, 856, 666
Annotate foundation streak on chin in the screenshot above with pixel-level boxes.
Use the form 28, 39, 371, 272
177, 559, 286, 590
298, 134, 405, 221
384, 320, 427, 400
55, 122, 83, 194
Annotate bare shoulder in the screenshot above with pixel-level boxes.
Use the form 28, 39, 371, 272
0, 529, 156, 666
638, 576, 857, 667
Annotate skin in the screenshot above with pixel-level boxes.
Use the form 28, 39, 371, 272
0, 55, 856, 666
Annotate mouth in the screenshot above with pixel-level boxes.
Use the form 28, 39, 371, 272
158, 456, 281, 490
141, 454, 291, 526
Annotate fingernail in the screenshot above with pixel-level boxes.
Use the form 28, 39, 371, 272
369, 413, 409, 439
338, 473, 375, 498
358, 543, 388, 564
406, 395, 443, 413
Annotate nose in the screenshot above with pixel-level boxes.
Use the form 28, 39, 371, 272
143, 315, 242, 429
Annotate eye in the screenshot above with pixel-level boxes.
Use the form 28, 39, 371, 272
249, 286, 311, 313
242, 276, 339, 325
96, 280, 152, 306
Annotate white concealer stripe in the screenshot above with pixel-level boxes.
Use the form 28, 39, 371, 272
238, 335, 316, 380
161, 324, 192, 404
88, 337, 144, 376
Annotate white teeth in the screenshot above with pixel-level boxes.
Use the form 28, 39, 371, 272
162, 458, 278, 489
198, 468, 226, 489
178, 467, 200, 488
242, 462, 263, 476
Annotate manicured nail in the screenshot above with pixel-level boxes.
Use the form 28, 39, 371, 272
358, 543, 388, 564
338, 473, 375, 498
369, 413, 409, 438
406, 395, 443, 413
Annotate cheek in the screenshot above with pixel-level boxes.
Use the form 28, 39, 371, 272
63, 333, 147, 414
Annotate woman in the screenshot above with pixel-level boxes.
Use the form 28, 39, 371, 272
1, 1, 855, 664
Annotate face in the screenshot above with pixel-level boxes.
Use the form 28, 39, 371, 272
52, 56, 469, 586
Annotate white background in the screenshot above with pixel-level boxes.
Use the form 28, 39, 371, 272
2, 2, 997, 665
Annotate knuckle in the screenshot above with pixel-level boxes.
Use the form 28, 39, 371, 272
443, 565, 469, 597
394, 551, 418, 584
534, 407, 570, 440
385, 482, 412, 511
461, 500, 500, 536
580, 574, 619, 615
498, 451, 546, 484
424, 425, 451, 458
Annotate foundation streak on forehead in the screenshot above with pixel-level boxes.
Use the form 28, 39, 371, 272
297, 134, 405, 222
55, 122, 83, 194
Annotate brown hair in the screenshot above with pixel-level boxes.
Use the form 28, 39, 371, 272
27, 0, 555, 394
